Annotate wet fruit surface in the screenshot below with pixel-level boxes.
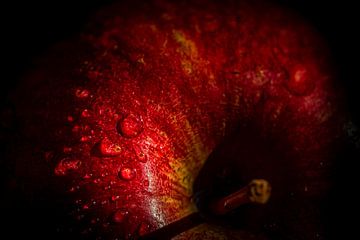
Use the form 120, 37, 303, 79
1, 0, 351, 239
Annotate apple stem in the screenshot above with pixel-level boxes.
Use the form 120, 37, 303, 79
210, 179, 271, 215
139, 179, 271, 239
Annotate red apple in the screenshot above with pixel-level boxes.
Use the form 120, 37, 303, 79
11, 0, 345, 239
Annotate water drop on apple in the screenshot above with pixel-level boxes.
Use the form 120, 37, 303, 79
93, 178, 101, 184
285, 65, 315, 96
81, 109, 91, 118
63, 146, 72, 153
67, 115, 74, 122
117, 114, 143, 138
113, 209, 128, 223
119, 167, 136, 180
95, 138, 122, 157
72, 125, 80, 133
75, 89, 90, 98
137, 152, 147, 162
133, 145, 148, 162
111, 195, 120, 202
83, 173, 92, 179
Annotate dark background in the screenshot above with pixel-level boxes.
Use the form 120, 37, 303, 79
0, 0, 358, 239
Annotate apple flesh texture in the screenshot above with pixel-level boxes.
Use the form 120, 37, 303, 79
13, 0, 344, 239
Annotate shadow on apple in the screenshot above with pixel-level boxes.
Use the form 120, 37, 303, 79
193, 122, 332, 239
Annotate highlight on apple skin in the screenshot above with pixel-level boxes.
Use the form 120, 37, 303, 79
10, 0, 346, 239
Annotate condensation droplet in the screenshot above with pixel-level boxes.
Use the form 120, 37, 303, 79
101, 172, 109, 177
95, 138, 122, 157
75, 89, 90, 98
81, 109, 91, 118
69, 186, 77, 192
117, 114, 144, 138
133, 145, 147, 163
72, 125, 80, 133
119, 167, 136, 181
93, 178, 101, 184
54, 158, 81, 176
285, 65, 315, 96
67, 116, 74, 122
129, 203, 137, 209
80, 136, 90, 142
137, 152, 147, 162
83, 173, 92, 179
111, 195, 120, 201
112, 209, 128, 223
63, 146, 72, 153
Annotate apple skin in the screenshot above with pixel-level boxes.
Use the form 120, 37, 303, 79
11, 0, 345, 239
